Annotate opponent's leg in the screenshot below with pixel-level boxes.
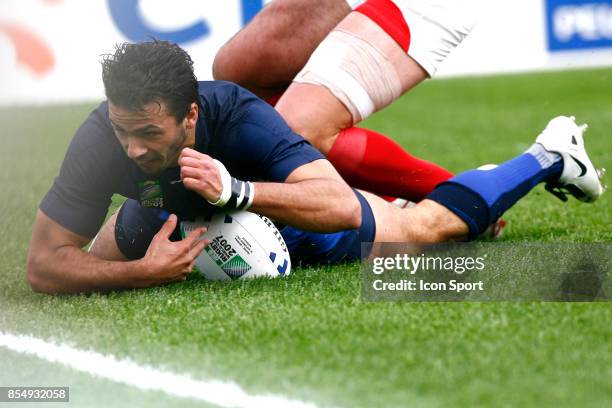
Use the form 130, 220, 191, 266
327, 127, 453, 200
276, 2, 472, 197
276, 11, 427, 145
212, 0, 352, 101
275, 12, 438, 198
277, 0, 477, 138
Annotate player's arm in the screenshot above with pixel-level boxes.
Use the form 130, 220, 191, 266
26, 210, 207, 294
179, 148, 362, 233
249, 158, 362, 232
187, 84, 360, 231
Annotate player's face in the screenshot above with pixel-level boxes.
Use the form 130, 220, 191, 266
108, 102, 196, 174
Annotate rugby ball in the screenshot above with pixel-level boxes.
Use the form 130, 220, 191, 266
180, 211, 291, 281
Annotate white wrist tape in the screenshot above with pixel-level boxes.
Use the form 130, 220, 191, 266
208, 159, 255, 210
209, 159, 233, 206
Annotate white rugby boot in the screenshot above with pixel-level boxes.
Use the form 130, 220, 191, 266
535, 116, 606, 203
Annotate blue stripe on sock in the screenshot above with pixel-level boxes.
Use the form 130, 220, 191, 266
427, 154, 563, 238
427, 184, 488, 238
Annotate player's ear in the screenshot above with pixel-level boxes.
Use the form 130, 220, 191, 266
184, 102, 198, 129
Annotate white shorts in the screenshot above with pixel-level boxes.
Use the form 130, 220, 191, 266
392, 0, 479, 76
295, 0, 479, 121
345, 0, 478, 76
346, 0, 367, 8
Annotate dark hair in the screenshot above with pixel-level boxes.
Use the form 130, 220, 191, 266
101, 40, 199, 122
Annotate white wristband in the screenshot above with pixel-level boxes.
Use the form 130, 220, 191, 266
208, 159, 255, 210
208, 159, 232, 206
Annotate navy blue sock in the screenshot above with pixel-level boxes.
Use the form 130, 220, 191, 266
427, 145, 563, 238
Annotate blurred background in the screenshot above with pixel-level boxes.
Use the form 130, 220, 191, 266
1, 0, 611, 106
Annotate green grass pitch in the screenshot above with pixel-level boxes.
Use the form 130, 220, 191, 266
0, 68, 610, 408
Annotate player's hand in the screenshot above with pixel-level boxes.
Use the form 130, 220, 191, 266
135, 214, 209, 288
179, 147, 223, 202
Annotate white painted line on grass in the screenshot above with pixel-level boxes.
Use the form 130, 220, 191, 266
0, 331, 318, 408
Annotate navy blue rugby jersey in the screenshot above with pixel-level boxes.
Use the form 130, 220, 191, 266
40, 81, 324, 238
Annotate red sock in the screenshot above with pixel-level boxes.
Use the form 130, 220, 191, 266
327, 127, 454, 201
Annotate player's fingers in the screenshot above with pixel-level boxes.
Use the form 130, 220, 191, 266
183, 226, 207, 247
180, 147, 196, 158
181, 147, 207, 160
188, 238, 209, 260
178, 156, 201, 169
180, 165, 201, 181
157, 214, 177, 240
182, 261, 196, 274
182, 177, 200, 191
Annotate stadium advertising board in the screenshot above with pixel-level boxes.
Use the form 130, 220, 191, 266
0, 0, 265, 105
545, 0, 612, 51
1, 0, 612, 105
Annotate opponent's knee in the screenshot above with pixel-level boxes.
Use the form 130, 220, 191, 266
213, 0, 309, 84
212, 44, 240, 82
283, 114, 328, 151
276, 83, 351, 152
212, 33, 275, 83
293, 15, 404, 123
282, 117, 336, 154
